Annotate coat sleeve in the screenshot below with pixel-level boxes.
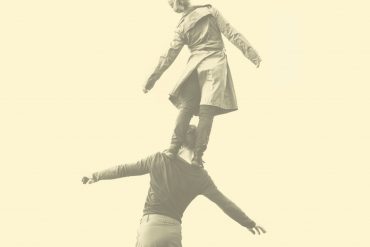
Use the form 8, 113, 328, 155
91, 153, 157, 181
144, 30, 185, 91
210, 7, 261, 63
202, 180, 256, 228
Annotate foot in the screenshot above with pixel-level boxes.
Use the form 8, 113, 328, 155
191, 155, 204, 168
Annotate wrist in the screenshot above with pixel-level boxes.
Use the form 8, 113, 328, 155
92, 173, 99, 182
246, 221, 256, 229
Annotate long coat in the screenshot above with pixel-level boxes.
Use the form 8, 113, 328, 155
145, 5, 260, 115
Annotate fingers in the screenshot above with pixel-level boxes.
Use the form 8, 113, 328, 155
82, 177, 96, 184
253, 57, 261, 68
255, 60, 260, 68
81, 177, 89, 184
248, 225, 266, 235
250, 56, 260, 68
248, 48, 261, 68
257, 226, 267, 234
142, 87, 149, 94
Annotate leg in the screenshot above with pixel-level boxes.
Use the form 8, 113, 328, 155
168, 106, 195, 155
192, 105, 219, 167
167, 71, 200, 157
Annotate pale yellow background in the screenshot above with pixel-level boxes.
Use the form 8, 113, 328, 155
1, 0, 369, 246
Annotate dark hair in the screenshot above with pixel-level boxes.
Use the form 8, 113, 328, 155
183, 124, 197, 148
168, 0, 191, 13
179, 0, 191, 9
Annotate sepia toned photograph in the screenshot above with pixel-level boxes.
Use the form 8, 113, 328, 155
1, 0, 369, 246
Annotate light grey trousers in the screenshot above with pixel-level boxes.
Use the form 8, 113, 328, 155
135, 214, 182, 247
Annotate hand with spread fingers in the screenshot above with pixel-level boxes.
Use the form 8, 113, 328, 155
81, 176, 97, 184
247, 225, 266, 235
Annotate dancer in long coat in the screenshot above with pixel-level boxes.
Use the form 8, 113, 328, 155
143, 0, 261, 166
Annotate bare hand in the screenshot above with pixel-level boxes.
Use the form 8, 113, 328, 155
252, 57, 261, 68
247, 225, 266, 235
247, 47, 262, 68
142, 87, 149, 94
81, 176, 96, 184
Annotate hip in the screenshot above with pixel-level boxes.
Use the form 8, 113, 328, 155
140, 214, 181, 225
136, 214, 182, 247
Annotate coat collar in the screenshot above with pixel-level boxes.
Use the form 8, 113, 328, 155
177, 4, 212, 27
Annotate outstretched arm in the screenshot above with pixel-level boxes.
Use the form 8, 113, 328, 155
143, 30, 185, 92
203, 184, 266, 234
82, 154, 156, 184
211, 7, 261, 67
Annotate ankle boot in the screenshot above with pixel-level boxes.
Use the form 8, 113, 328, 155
164, 145, 180, 159
191, 153, 204, 168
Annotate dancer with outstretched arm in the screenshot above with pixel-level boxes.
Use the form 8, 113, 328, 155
143, 0, 262, 167
82, 125, 266, 247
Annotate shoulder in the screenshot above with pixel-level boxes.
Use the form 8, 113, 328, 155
193, 4, 213, 14
193, 5, 220, 19
151, 151, 176, 166
177, 5, 214, 32
150, 151, 168, 162
199, 4, 213, 9
207, 5, 220, 16
142, 152, 166, 166
143, 151, 162, 160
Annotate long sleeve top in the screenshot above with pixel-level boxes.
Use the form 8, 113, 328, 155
145, 5, 260, 91
92, 152, 256, 228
